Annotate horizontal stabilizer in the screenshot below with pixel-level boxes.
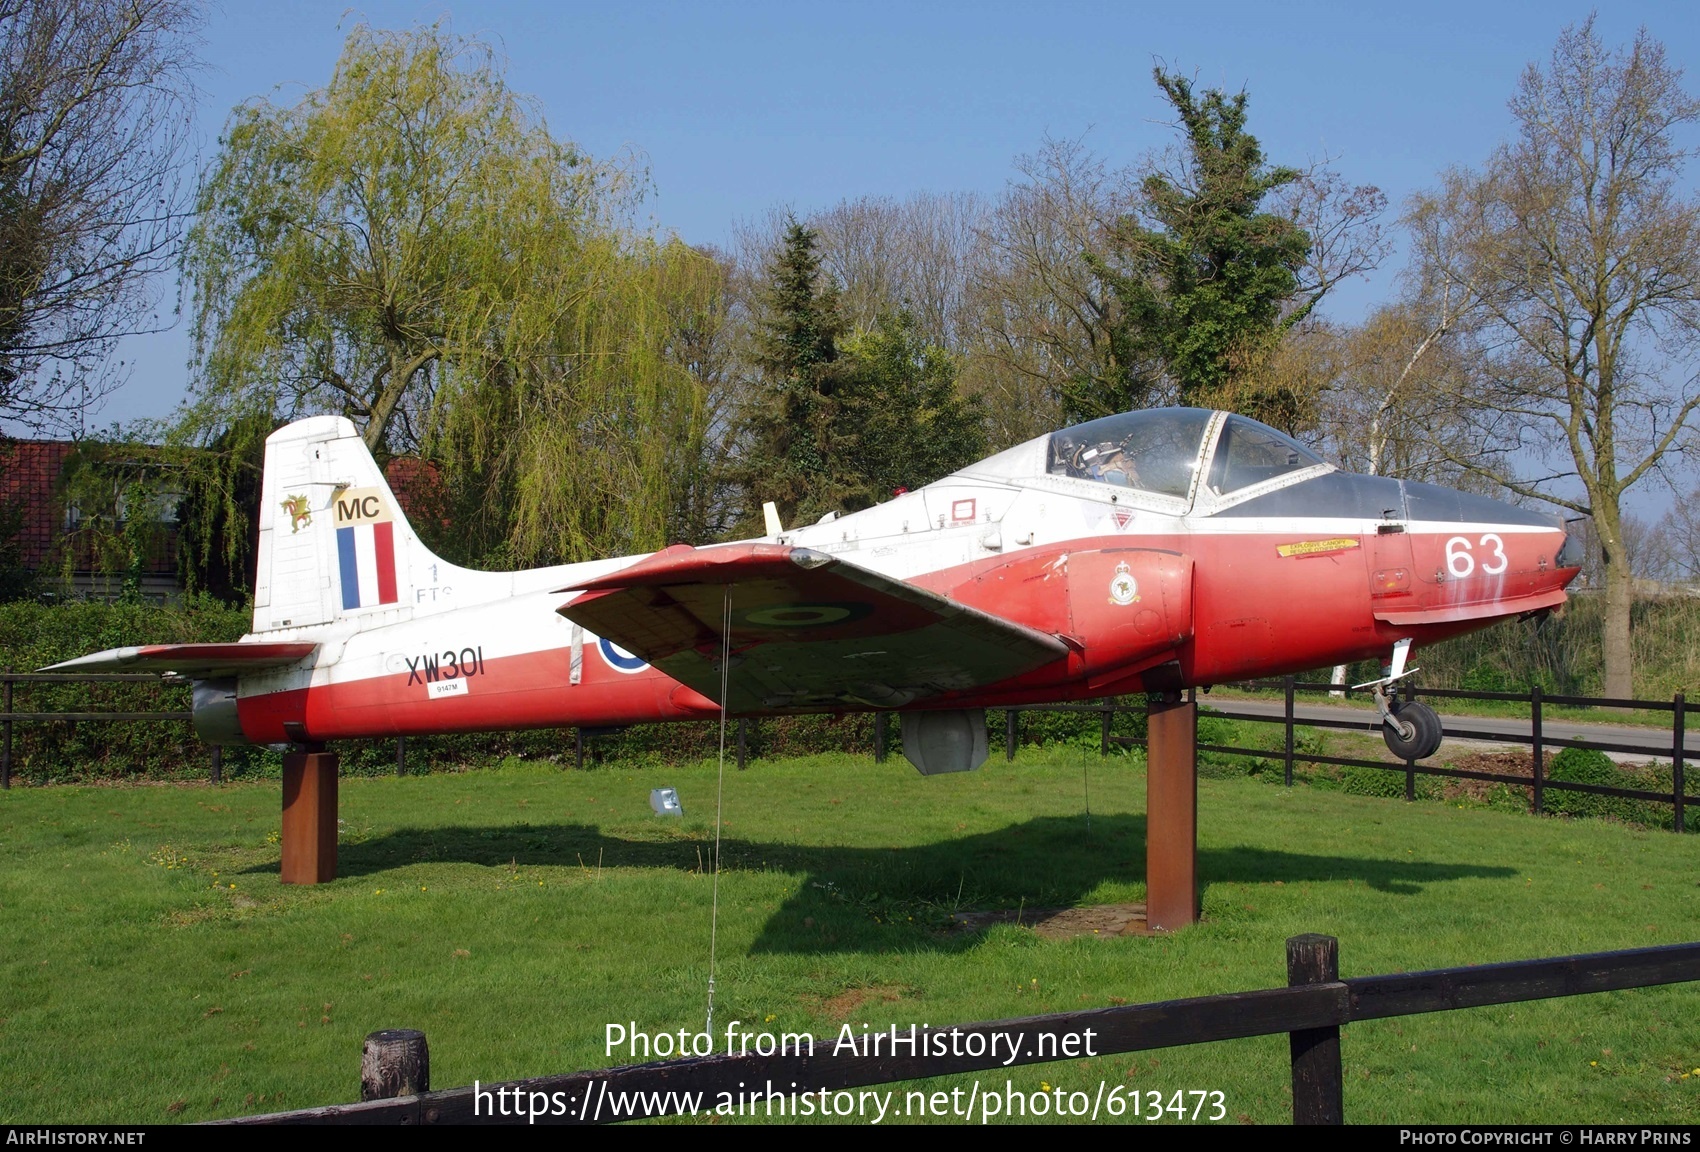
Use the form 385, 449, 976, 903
41, 642, 318, 678
557, 544, 1068, 713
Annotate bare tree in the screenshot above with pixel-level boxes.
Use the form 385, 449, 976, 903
812, 191, 987, 349
0, 0, 200, 432
1318, 299, 1481, 484
1408, 19, 1700, 697
961, 136, 1140, 443
1271, 165, 1391, 329
1652, 491, 1700, 582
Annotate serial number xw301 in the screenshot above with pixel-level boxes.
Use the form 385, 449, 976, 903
405, 646, 486, 685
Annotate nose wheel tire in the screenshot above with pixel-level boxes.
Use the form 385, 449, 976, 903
1382, 700, 1442, 761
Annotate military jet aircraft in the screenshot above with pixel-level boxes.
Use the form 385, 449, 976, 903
53, 408, 1582, 775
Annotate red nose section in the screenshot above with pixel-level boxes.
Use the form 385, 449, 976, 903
1374, 525, 1576, 632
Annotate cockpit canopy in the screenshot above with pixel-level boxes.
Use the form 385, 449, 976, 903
1043, 408, 1324, 500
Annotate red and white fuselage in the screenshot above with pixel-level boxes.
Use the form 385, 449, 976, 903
55, 411, 1580, 750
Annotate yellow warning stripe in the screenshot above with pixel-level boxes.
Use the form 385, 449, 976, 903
1276, 538, 1360, 558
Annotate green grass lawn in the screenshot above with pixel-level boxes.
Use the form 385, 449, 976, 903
2, 748, 1697, 1125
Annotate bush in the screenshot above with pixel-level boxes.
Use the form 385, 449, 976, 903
1339, 764, 1439, 799
1545, 746, 1664, 826
0, 598, 251, 781
1010, 700, 1145, 753
1460, 663, 1512, 693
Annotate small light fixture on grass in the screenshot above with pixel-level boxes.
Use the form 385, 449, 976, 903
650, 788, 683, 816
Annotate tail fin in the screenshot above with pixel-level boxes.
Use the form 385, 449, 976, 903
253, 417, 450, 633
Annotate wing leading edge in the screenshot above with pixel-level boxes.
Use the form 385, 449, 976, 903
41, 642, 319, 678
557, 544, 1069, 713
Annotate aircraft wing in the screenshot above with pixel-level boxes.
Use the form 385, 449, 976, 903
41, 642, 319, 678
557, 544, 1069, 713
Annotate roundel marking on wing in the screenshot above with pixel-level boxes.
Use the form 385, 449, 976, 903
598, 636, 649, 673
737, 602, 874, 629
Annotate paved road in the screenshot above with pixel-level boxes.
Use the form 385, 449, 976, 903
1204, 697, 1695, 760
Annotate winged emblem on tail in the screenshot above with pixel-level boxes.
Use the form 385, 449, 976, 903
281, 494, 312, 533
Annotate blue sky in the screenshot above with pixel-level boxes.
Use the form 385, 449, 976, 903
93, 0, 1699, 462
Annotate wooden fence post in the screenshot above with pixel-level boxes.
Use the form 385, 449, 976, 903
1283, 676, 1296, 787
2, 666, 11, 790
1100, 700, 1112, 756
874, 713, 888, 763
736, 718, 748, 770
574, 728, 584, 770
1674, 692, 1686, 835
210, 744, 222, 785
361, 1029, 430, 1100
1005, 709, 1017, 761
1531, 684, 1544, 815
396, 736, 407, 777
1286, 934, 1344, 1125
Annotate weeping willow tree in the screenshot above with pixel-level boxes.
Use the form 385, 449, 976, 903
176, 23, 720, 578
428, 237, 728, 566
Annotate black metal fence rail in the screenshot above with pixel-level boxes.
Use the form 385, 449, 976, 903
6, 669, 1693, 833
0, 667, 212, 788
224, 935, 1700, 1126
1188, 677, 1691, 833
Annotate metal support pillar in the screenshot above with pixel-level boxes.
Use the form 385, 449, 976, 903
281, 750, 338, 884
1146, 696, 1197, 931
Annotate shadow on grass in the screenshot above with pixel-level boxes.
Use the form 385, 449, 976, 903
240, 814, 1515, 954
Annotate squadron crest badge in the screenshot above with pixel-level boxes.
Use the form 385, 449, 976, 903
1108, 560, 1139, 606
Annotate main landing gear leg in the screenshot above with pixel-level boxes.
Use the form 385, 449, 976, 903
282, 748, 338, 884
1354, 639, 1443, 762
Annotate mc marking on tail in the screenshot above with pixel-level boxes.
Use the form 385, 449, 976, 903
334, 487, 399, 609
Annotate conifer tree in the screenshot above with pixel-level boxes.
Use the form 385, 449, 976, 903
738, 218, 853, 527
1092, 69, 1311, 411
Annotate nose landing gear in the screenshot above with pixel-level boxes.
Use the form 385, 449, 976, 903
1354, 637, 1444, 761
1381, 698, 1442, 761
